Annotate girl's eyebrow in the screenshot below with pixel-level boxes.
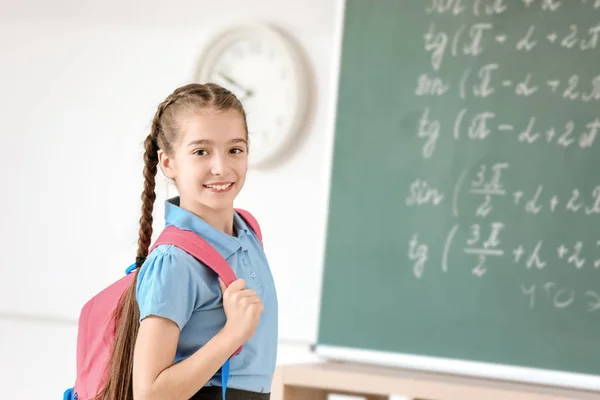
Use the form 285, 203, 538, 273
230, 138, 248, 145
187, 138, 247, 146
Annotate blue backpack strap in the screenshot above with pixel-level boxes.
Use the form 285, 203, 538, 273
125, 262, 137, 274
221, 359, 230, 399
63, 388, 76, 400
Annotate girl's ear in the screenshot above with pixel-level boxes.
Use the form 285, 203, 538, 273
158, 149, 176, 179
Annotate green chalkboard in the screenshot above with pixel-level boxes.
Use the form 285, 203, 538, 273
317, 0, 600, 390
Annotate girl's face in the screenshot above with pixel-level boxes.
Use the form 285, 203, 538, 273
159, 109, 248, 212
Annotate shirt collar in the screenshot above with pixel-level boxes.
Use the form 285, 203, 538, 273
164, 197, 245, 259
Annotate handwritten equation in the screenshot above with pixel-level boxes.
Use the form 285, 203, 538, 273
520, 282, 600, 312
409, 223, 600, 275
425, 0, 600, 18
408, 225, 600, 312
416, 68, 600, 101
424, 22, 600, 72
406, 163, 600, 217
405, 162, 600, 312
406, 0, 600, 313
417, 109, 600, 159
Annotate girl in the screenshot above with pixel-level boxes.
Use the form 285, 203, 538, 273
97, 83, 278, 400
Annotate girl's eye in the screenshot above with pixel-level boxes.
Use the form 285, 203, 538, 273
230, 147, 245, 154
193, 149, 208, 156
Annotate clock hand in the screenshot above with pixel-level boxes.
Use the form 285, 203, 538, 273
218, 72, 254, 98
219, 72, 242, 89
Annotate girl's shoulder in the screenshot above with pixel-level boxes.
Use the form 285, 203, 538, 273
135, 243, 219, 329
138, 244, 215, 284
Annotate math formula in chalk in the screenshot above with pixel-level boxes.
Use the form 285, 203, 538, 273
402, 0, 600, 314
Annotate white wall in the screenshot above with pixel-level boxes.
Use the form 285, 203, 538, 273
0, 0, 341, 397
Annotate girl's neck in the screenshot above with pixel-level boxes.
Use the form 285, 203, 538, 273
179, 198, 235, 236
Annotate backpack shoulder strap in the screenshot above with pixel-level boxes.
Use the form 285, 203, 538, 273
148, 226, 242, 356
148, 226, 237, 286
234, 208, 263, 245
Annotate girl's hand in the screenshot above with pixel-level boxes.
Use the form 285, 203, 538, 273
218, 278, 264, 344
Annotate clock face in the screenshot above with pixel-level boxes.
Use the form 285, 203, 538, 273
196, 24, 307, 166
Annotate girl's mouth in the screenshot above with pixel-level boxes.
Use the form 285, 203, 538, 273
203, 182, 234, 193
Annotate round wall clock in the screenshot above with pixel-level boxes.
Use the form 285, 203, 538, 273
196, 23, 310, 167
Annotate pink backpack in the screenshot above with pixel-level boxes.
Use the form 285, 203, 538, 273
63, 209, 262, 400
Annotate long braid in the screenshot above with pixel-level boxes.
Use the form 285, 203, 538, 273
135, 93, 184, 265
135, 123, 160, 265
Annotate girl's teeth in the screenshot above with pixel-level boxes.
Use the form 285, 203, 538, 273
207, 183, 231, 190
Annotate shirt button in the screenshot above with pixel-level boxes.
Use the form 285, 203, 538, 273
250, 271, 256, 278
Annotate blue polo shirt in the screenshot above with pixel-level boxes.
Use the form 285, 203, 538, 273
135, 197, 278, 393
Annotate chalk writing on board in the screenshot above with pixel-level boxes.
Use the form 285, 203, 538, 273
424, 0, 596, 16
510, 185, 600, 215
541, 0, 562, 12
428, 67, 600, 100
587, 291, 600, 312
450, 163, 508, 219
417, 108, 440, 159
521, 283, 576, 310
516, 26, 537, 51
424, 23, 492, 70
560, 242, 586, 268
425, 0, 467, 15
520, 284, 600, 312
544, 24, 600, 49
409, 234, 429, 278
477, 0, 508, 16
409, 221, 600, 309
409, 0, 600, 315
471, 163, 508, 217
513, 241, 546, 269
557, 76, 600, 101
423, 24, 447, 71
408, 161, 600, 280
567, 190, 585, 212
511, 240, 600, 270
423, 0, 600, 15
417, 109, 600, 158
443, 224, 460, 272
425, 0, 513, 17
471, 69, 600, 100
406, 179, 445, 206
513, 23, 600, 52
464, 222, 505, 277
425, 26, 600, 71
515, 117, 600, 147
471, 64, 498, 98
415, 73, 451, 96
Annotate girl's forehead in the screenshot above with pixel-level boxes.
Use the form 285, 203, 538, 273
179, 110, 246, 143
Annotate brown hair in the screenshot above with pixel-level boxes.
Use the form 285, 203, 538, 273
95, 83, 247, 400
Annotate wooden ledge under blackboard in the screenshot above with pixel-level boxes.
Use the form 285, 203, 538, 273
271, 361, 599, 400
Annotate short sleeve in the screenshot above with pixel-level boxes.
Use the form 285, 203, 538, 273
136, 246, 207, 330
